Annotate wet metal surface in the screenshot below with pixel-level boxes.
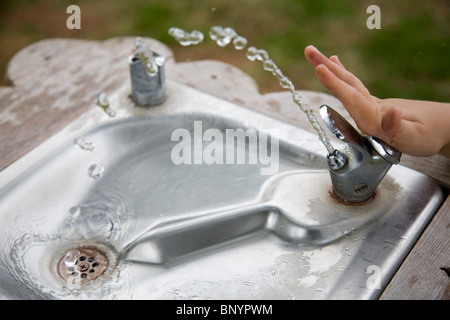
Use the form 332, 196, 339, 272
0, 81, 443, 299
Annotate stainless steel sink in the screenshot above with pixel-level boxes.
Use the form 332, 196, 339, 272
0, 80, 443, 299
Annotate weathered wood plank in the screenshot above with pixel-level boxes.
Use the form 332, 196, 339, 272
380, 197, 450, 300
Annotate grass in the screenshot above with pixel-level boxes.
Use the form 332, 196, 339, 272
0, 0, 448, 102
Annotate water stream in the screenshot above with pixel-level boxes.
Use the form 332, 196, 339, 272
169, 26, 335, 154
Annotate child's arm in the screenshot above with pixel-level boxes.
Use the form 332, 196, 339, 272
304, 45, 450, 158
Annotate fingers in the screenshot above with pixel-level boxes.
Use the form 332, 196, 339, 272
304, 45, 323, 67
304, 45, 370, 98
329, 55, 345, 69
315, 62, 402, 139
315, 64, 381, 136
314, 64, 358, 107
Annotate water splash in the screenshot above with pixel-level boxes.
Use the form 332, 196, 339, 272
94, 91, 116, 118
245, 46, 334, 154
135, 37, 162, 77
7, 233, 67, 299
74, 138, 95, 152
60, 188, 135, 244
168, 27, 204, 46
4, 192, 134, 299
7, 232, 123, 299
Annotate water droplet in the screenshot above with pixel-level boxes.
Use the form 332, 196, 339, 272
233, 35, 247, 50
344, 247, 352, 256
145, 61, 158, 77
74, 138, 95, 151
69, 206, 81, 218
279, 76, 294, 91
242, 281, 255, 287
263, 59, 277, 72
154, 55, 165, 67
209, 26, 237, 47
168, 27, 204, 46
94, 91, 109, 108
246, 47, 258, 61
245, 47, 269, 62
337, 266, 346, 272
94, 91, 116, 118
87, 164, 104, 180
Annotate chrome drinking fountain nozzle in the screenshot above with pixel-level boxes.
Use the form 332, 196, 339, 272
319, 105, 401, 203
128, 47, 166, 106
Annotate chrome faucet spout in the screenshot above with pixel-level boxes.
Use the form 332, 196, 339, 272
320, 105, 401, 203
128, 48, 166, 106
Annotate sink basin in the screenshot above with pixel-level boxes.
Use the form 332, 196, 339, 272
0, 81, 443, 299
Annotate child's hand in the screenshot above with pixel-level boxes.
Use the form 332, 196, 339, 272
304, 45, 450, 157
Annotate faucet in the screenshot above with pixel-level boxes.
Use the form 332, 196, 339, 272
319, 105, 401, 203
128, 41, 166, 106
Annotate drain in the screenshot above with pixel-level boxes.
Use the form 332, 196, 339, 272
57, 246, 109, 285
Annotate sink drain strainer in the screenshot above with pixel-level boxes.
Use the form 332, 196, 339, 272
57, 246, 109, 285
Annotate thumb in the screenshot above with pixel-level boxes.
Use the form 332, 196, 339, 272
381, 107, 402, 138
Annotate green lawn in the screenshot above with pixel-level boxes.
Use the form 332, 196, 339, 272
1, 0, 449, 102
